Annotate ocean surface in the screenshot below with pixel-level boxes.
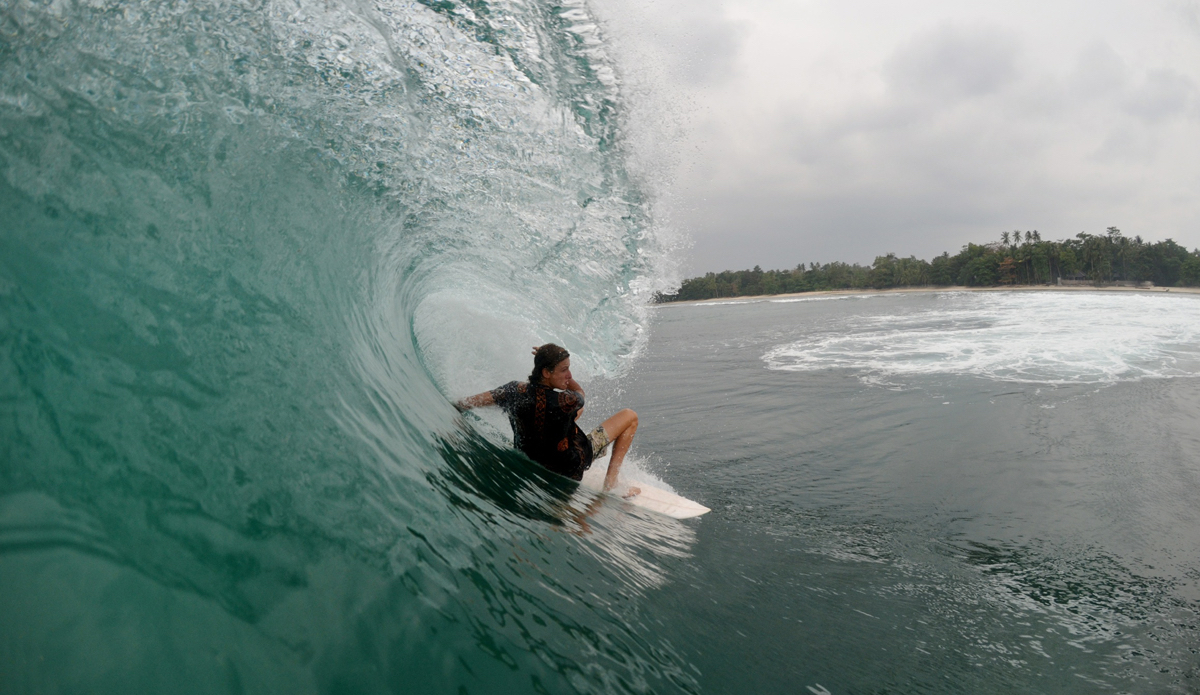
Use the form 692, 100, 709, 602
3, 0, 1200, 692
623, 290, 1200, 694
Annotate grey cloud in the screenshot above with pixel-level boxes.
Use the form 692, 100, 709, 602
1070, 42, 1129, 98
1123, 69, 1199, 122
884, 24, 1021, 101
1094, 124, 1157, 163
682, 187, 1031, 270
1177, 0, 1200, 37
645, 3, 1200, 274
1068, 43, 1200, 121
679, 163, 1120, 272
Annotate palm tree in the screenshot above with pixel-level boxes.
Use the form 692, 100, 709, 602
1001, 231, 1010, 246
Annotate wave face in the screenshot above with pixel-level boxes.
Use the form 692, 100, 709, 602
0, 0, 688, 692
764, 291, 1200, 385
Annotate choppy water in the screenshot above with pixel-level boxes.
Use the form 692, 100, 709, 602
630, 291, 1200, 694
4, 0, 1200, 691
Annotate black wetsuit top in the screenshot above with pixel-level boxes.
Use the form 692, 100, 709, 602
490, 380, 593, 480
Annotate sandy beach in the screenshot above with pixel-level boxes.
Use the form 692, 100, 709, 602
659, 283, 1200, 306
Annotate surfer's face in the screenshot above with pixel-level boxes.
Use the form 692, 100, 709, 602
542, 358, 572, 390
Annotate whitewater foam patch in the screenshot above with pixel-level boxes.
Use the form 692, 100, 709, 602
683, 299, 770, 307
669, 293, 878, 308
764, 292, 1200, 385
769, 294, 876, 304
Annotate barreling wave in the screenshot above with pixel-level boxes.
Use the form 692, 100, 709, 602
0, 0, 693, 692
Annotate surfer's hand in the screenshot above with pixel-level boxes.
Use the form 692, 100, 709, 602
622, 486, 641, 499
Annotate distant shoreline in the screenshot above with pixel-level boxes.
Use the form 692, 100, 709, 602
656, 284, 1200, 307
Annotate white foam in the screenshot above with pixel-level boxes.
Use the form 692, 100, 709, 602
588, 450, 675, 493
769, 294, 867, 304
679, 293, 877, 307
685, 299, 769, 307
764, 292, 1200, 385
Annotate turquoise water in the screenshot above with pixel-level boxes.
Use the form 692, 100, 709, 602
1, 0, 684, 692
5, 0, 1200, 692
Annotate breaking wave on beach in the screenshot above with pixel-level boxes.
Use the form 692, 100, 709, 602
764, 291, 1200, 385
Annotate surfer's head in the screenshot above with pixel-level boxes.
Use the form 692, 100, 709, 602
531, 343, 571, 388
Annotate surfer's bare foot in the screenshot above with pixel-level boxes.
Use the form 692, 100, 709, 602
622, 486, 641, 499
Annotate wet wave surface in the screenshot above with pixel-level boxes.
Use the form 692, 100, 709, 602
0, 0, 689, 692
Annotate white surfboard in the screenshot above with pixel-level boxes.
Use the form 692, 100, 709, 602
579, 464, 710, 520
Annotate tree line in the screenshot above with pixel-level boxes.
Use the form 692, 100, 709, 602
656, 228, 1200, 302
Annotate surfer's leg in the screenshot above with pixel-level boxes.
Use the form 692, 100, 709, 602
601, 409, 639, 495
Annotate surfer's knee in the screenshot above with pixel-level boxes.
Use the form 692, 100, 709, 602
620, 408, 638, 434
603, 408, 638, 440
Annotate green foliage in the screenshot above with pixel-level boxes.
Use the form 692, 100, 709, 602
1182, 255, 1200, 286
661, 261, 874, 302
655, 230, 1200, 302
868, 253, 931, 289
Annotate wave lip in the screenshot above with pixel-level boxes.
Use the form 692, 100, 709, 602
764, 292, 1200, 385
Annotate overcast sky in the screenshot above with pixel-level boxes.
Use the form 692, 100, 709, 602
596, 0, 1200, 274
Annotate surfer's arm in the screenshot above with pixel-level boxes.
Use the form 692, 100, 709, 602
454, 391, 495, 411
566, 378, 584, 419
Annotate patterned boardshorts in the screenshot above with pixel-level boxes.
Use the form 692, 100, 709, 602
587, 426, 610, 458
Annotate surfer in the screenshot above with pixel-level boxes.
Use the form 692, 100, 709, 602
455, 343, 641, 497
